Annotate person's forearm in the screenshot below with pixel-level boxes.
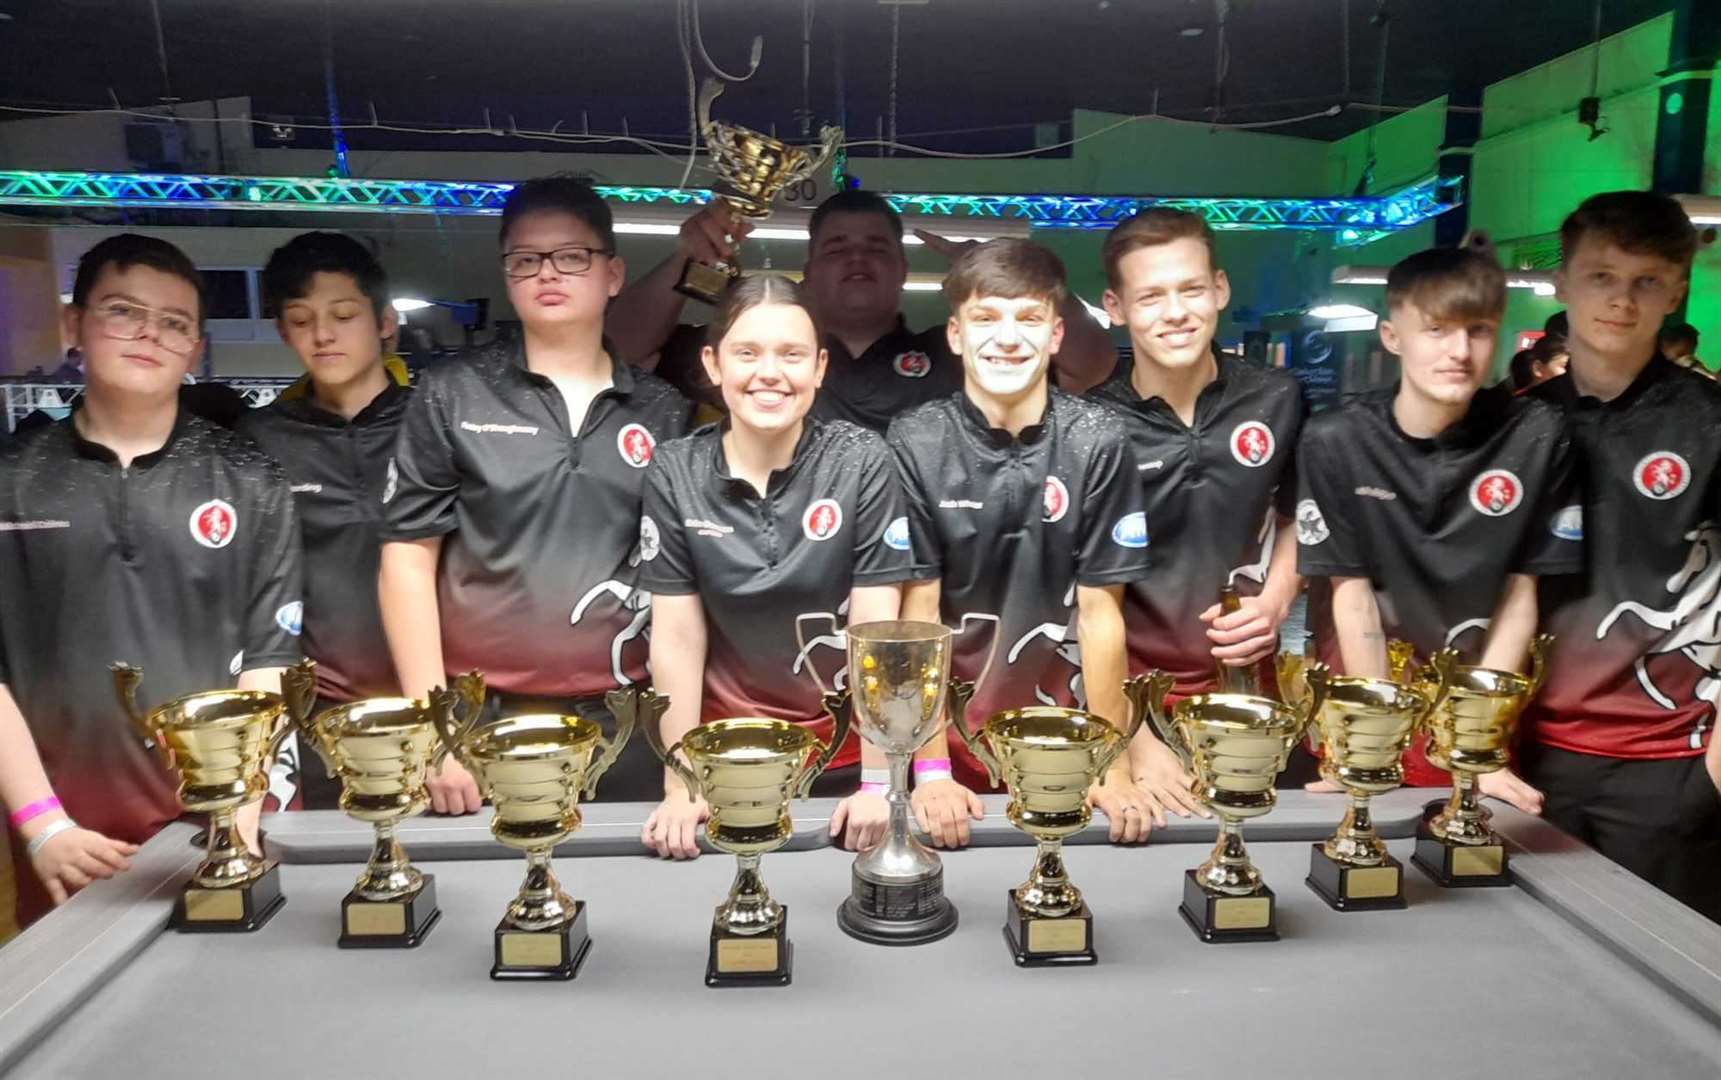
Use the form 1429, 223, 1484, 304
1051, 295, 1117, 395
0, 685, 65, 836
1332, 576, 1387, 678
607, 255, 692, 369
648, 616, 707, 797
1076, 586, 1128, 729
1261, 514, 1303, 613
1478, 574, 1538, 673
379, 539, 447, 701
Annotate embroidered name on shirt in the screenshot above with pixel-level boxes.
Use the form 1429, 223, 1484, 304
0, 519, 71, 531
1354, 486, 1397, 501
1138, 460, 1165, 471
939, 499, 984, 510
460, 421, 540, 436
289, 483, 324, 495
685, 517, 736, 537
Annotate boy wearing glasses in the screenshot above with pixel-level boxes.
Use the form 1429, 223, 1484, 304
380, 177, 692, 811
0, 234, 304, 928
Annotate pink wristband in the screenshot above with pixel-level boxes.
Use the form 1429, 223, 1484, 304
9, 796, 62, 829
859, 782, 889, 796
913, 758, 953, 777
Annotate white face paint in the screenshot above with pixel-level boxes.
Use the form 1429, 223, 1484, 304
951, 294, 1063, 402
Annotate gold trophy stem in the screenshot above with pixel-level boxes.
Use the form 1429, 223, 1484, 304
1324, 793, 1388, 866
1016, 838, 1081, 918
718, 852, 784, 935
1430, 772, 1493, 845
1198, 818, 1263, 896
355, 820, 423, 901
196, 808, 267, 889
508, 848, 576, 932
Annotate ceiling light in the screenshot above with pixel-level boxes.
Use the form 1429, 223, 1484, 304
1309, 303, 1376, 320
392, 298, 433, 312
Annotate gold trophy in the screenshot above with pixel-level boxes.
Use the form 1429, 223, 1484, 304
950, 686, 1147, 966
283, 664, 443, 947
1290, 651, 1455, 911
644, 699, 850, 987
1143, 664, 1330, 942
674, 78, 843, 303
113, 660, 313, 931
1409, 635, 1553, 887
431, 673, 637, 980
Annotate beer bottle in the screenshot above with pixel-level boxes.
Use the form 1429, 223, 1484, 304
1215, 583, 1258, 695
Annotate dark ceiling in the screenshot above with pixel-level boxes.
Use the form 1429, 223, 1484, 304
0, 1, 1678, 157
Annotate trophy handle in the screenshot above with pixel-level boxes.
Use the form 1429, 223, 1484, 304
586, 687, 648, 800
428, 670, 486, 774
1387, 639, 1417, 684
1416, 648, 1459, 732
696, 77, 725, 140
1137, 669, 1191, 768
635, 689, 702, 801
278, 660, 329, 770
798, 689, 854, 799
952, 612, 1002, 706
1121, 671, 1171, 747
111, 662, 153, 745
1296, 662, 1332, 740
793, 612, 843, 698
944, 678, 1000, 788
1526, 633, 1555, 698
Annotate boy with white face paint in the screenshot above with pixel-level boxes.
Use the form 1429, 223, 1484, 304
886, 240, 1156, 848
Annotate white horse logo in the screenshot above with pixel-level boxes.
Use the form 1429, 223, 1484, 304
1007, 583, 1087, 708
1596, 523, 1721, 747
570, 543, 652, 685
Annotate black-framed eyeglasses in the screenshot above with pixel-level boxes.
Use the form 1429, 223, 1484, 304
500, 246, 613, 279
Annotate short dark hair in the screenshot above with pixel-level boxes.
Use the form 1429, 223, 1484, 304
1385, 247, 1506, 324
1559, 190, 1697, 275
71, 233, 205, 323
1508, 349, 1536, 391
707, 273, 819, 348
808, 189, 903, 249
1102, 208, 1218, 290
500, 174, 616, 252
262, 232, 390, 321
1660, 321, 1699, 351
942, 238, 1068, 310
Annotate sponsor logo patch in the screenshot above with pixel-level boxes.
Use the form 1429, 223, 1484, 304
188, 499, 238, 549
1550, 505, 1584, 541
892, 351, 932, 379
1043, 477, 1070, 523
617, 423, 656, 468
1295, 499, 1330, 546
803, 498, 844, 541
229, 650, 245, 677
1633, 451, 1691, 500
638, 515, 661, 562
1230, 421, 1276, 468
1468, 469, 1523, 517
1111, 511, 1149, 548
882, 515, 911, 551
274, 601, 304, 636
381, 459, 398, 504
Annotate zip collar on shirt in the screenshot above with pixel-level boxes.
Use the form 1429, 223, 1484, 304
1536, 354, 1674, 413
275, 380, 411, 429
954, 387, 1053, 448
66, 403, 192, 470
710, 416, 823, 496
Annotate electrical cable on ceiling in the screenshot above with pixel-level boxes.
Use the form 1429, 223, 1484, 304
148, 0, 176, 103
887, 3, 901, 157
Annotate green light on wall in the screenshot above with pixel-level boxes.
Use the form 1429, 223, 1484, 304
1667, 91, 1685, 116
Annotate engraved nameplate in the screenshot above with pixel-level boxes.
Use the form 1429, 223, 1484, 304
1026, 918, 1087, 954
1346, 866, 1401, 899
500, 932, 565, 968
1451, 846, 1504, 877
716, 937, 780, 973
183, 888, 246, 922
346, 903, 407, 936
1212, 896, 1272, 930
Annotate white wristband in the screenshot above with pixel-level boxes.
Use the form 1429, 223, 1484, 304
914, 768, 953, 785
25, 817, 78, 858
860, 768, 891, 787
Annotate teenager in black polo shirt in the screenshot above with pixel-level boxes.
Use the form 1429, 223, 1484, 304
1297, 248, 1583, 790
239, 232, 410, 808
0, 235, 303, 928
380, 178, 693, 811
1517, 192, 1721, 920
639, 276, 915, 858
888, 239, 1155, 847
1086, 209, 1305, 819
608, 190, 1120, 426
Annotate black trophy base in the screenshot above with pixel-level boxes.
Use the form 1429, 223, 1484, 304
1003, 890, 1096, 966
171, 861, 286, 933
491, 901, 592, 981
1306, 845, 1407, 911
836, 868, 960, 946
674, 259, 737, 305
339, 874, 442, 948
1179, 870, 1278, 943
707, 908, 793, 988
1411, 816, 1511, 888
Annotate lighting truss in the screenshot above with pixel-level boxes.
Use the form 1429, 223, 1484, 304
0, 170, 1457, 241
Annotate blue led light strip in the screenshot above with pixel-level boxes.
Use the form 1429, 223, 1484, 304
0, 170, 1457, 238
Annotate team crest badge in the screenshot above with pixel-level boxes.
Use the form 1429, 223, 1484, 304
1633, 451, 1691, 500
638, 515, 661, 562
1230, 421, 1276, 467
892, 351, 932, 379
189, 499, 238, 549
1043, 477, 1070, 523
617, 423, 655, 468
1295, 499, 1330, 545
1468, 470, 1523, 517
804, 498, 844, 541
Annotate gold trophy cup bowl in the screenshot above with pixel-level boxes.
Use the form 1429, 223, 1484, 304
1410, 635, 1553, 887
646, 704, 850, 987
432, 672, 635, 980
674, 78, 843, 303
286, 665, 444, 947
1144, 665, 1329, 942
114, 660, 310, 931
1298, 651, 1453, 910
951, 693, 1143, 966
